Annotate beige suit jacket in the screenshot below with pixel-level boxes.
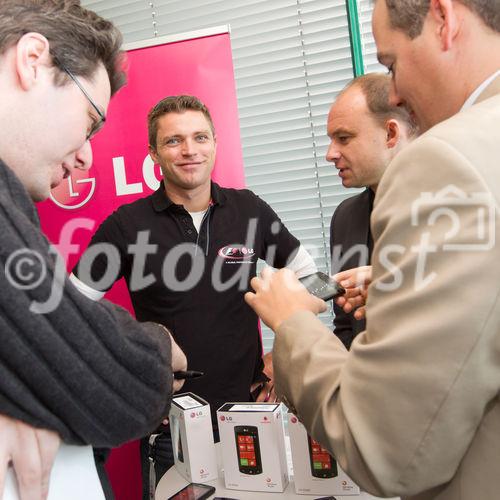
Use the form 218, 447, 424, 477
274, 76, 500, 500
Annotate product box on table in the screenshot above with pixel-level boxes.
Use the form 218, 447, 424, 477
168, 393, 217, 483
217, 402, 289, 492
288, 413, 360, 495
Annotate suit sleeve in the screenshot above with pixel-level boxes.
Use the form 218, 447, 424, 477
332, 303, 355, 349
0, 203, 174, 448
273, 136, 500, 496
330, 207, 356, 349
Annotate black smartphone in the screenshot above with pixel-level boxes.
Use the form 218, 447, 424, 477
308, 435, 338, 479
299, 272, 345, 301
167, 482, 215, 500
234, 425, 262, 475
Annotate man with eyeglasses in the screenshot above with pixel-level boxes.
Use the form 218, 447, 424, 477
54, 59, 107, 141
0, 1, 186, 499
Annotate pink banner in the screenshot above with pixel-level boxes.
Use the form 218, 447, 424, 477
37, 31, 243, 499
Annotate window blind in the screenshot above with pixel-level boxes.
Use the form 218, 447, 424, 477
357, 0, 386, 73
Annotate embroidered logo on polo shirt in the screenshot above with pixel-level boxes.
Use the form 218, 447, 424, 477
218, 245, 255, 261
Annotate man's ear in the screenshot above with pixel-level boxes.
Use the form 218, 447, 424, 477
385, 119, 400, 149
430, 0, 458, 51
149, 145, 159, 164
15, 32, 52, 91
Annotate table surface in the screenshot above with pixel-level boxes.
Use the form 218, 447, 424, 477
156, 441, 399, 500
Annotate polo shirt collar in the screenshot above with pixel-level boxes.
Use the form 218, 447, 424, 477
210, 181, 227, 207
151, 180, 227, 213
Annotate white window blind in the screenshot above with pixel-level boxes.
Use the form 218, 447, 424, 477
357, 0, 386, 73
82, 0, 362, 350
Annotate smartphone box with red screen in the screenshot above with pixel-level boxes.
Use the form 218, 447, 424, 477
288, 413, 360, 495
168, 393, 217, 483
217, 403, 289, 492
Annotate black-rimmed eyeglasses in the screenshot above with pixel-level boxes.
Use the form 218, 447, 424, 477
57, 61, 106, 140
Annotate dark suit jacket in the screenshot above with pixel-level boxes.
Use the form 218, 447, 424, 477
329, 188, 374, 349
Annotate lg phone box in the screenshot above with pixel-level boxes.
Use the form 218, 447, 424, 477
217, 403, 289, 492
288, 413, 360, 495
168, 393, 217, 483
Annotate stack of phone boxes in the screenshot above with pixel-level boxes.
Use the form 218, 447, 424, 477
288, 413, 360, 495
217, 403, 289, 492
168, 393, 217, 483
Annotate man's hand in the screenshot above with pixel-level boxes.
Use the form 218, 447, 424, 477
334, 265, 372, 320
158, 328, 188, 425
169, 333, 188, 393
250, 352, 278, 402
245, 267, 327, 332
0, 415, 60, 500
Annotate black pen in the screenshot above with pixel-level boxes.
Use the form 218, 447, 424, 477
173, 370, 204, 380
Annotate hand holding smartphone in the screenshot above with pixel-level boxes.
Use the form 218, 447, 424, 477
299, 272, 345, 301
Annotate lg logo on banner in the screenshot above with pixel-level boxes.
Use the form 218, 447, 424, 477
50, 175, 96, 210
50, 155, 161, 210
111, 155, 161, 196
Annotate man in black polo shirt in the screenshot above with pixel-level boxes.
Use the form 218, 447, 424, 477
71, 95, 315, 497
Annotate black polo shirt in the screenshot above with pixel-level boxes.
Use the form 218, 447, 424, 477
74, 182, 300, 414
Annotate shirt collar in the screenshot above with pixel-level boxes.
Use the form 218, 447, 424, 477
151, 180, 226, 213
461, 70, 500, 111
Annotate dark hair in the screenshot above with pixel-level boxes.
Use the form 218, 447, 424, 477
0, 0, 126, 95
383, 0, 500, 39
148, 95, 216, 149
340, 73, 418, 137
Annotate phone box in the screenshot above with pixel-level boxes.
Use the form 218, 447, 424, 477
217, 403, 289, 492
168, 393, 217, 483
288, 414, 360, 495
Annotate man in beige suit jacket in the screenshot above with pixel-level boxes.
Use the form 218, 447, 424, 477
245, 1, 500, 499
